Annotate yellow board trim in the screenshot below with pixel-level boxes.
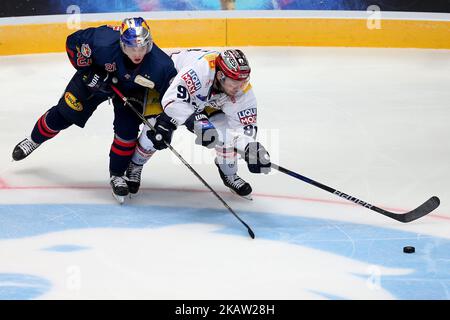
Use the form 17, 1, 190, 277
0, 18, 449, 55
0, 19, 226, 56
227, 18, 450, 48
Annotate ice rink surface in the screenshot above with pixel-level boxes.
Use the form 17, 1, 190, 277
0, 47, 449, 299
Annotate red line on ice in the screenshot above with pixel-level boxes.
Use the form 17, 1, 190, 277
0, 178, 9, 188
0, 184, 448, 221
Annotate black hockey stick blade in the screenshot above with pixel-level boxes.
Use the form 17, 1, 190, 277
271, 163, 440, 223
375, 196, 440, 223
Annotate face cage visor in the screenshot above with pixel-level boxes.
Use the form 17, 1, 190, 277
120, 39, 153, 56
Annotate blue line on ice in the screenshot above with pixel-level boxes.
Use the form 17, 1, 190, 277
0, 204, 448, 299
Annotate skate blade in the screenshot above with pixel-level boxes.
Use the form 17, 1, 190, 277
229, 188, 253, 201
128, 192, 138, 199
241, 194, 253, 201
112, 192, 126, 205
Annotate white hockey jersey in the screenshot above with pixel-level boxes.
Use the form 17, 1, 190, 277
163, 49, 258, 150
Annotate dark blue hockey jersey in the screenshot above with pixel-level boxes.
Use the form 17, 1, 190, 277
66, 25, 176, 97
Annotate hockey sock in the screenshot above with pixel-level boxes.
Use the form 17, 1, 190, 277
131, 142, 156, 165
110, 136, 137, 176
215, 145, 238, 176
30, 109, 71, 144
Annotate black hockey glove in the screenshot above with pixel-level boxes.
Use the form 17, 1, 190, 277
185, 113, 219, 149
82, 67, 113, 95
244, 142, 271, 174
146, 112, 178, 150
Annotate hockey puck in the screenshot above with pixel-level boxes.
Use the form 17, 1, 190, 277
403, 246, 415, 254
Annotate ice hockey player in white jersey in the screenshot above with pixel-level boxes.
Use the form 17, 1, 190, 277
126, 49, 271, 199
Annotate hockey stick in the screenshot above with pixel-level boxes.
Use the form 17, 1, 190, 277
233, 147, 439, 222
110, 84, 255, 239
271, 163, 440, 223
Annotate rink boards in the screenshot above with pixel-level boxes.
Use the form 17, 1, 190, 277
0, 11, 450, 55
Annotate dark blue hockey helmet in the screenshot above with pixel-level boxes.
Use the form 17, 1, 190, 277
120, 17, 153, 54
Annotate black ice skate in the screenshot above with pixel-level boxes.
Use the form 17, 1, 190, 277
110, 175, 129, 204
12, 138, 40, 161
216, 162, 253, 200
125, 161, 143, 195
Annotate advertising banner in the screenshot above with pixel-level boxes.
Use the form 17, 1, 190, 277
1, 0, 450, 18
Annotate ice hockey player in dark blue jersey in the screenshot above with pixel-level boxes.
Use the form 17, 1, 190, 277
11, 17, 177, 203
